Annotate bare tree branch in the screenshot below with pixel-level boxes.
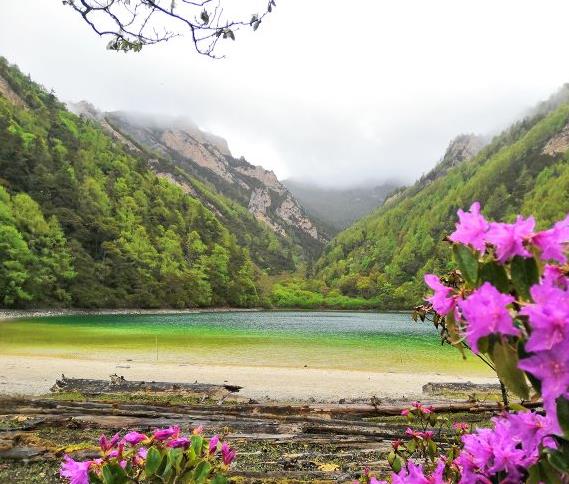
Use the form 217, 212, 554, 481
62, 0, 276, 57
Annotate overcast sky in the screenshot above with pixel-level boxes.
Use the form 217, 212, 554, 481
2, 0, 569, 187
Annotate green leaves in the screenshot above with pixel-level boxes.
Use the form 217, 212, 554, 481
556, 396, 569, 437
510, 256, 539, 300
452, 244, 478, 286
193, 461, 212, 483
101, 462, 128, 484
490, 341, 529, 400
478, 261, 509, 293
145, 447, 163, 476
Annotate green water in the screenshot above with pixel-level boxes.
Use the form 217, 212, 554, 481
0, 311, 489, 375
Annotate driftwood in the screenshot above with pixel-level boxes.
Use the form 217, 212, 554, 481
50, 375, 242, 395
422, 381, 501, 394
1, 395, 541, 481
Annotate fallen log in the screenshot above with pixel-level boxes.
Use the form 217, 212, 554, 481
50, 375, 242, 395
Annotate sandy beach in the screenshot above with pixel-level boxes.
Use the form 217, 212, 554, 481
0, 354, 499, 402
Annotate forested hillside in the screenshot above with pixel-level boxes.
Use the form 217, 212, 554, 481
273, 86, 569, 309
0, 57, 269, 308
67, 104, 327, 262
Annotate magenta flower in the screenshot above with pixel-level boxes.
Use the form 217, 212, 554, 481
401, 408, 410, 416
456, 411, 555, 482
391, 460, 429, 484
60, 455, 93, 484
449, 202, 489, 252
542, 265, 569, 290
209, 435, 220, 454
485, 216, 535, 263
522, 282, 569, 352
123, 431, 148, 446
518, 341, 569, 433
532, 214, 569, 263
167, 437, 191, 448
424, 274, 456, 316
153, 426, 180, 441
457, 282, 518, 353
98, 433, 120, 452
369, 478, 388, 484
221, 442, 236, 465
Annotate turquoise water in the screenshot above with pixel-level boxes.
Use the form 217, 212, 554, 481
0, 311, 488, 374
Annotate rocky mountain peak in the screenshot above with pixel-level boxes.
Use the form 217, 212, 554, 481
66, 101, 326, 247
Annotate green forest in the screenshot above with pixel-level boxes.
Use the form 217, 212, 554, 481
0, 57, 264, 308
283, 90, 569, 309
1, 56, 569, 310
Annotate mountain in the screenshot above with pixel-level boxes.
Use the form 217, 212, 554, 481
310, 85, 569, 309
283, 180, 400, 232
67, 103, 328, 260
0, 56, 299, 308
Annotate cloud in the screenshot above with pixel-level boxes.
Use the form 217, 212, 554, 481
2, 0, 569, 187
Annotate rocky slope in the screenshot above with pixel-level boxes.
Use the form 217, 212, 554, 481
68, 103, 327, 257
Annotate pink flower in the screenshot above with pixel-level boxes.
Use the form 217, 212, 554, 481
532, 214, 569, 263
98, 433, 120, 452
518, 341, 569, 434
391, 439, 403, 450
449, 202, 489, 253
369, 478, 388, 484
405, 427, 424, 439
522, 281, 569, 352
209, 435, 220, 454
456, 411, 555, 482
221, 442, 236, 465
485, 216, 535, 263
60, 455, 92, 484
391, 460, 429, 484
123, 431, 148, 446
401, 409, 410, 416
193, 425, 204, 435
452, 422, 469, 433
167, 437, 191, 448
424, 274, 456, 316
542, 265, 569, 290
458, 282, 518, 353
153, 426, 180, 441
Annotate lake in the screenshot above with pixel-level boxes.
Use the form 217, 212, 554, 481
0, 311, 488, 375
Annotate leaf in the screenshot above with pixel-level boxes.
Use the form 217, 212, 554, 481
510, 256, 539, 300
145, 447, 162, 476
193, 460, 212, 483
478, 261, 510, 293
167, 447, 183, 472
452, 244, 478, 286
490, 341, 529, 400
191, 435, 204, 457
211, 475, 229, 484
200, 9, 209, 24
101, 462, 128, 484
556, 396, 569, 437
548, 451, 569, 473
391, 455, 402, 473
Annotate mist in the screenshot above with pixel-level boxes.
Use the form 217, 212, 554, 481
2, 0, 569, 187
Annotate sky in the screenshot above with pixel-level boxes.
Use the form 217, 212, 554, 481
2, 0, 569, 187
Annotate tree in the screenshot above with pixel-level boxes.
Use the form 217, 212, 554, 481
63, 0, 277, 57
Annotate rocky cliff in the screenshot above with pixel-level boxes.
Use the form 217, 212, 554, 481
67, 103, 327, 256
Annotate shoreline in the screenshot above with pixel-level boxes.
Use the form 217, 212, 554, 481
0, 307, 410, 321
0, 354, 499, 402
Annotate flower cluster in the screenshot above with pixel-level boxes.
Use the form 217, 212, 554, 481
419, 204, 569, 482
60, 425, 234, 484
456, 412, 556, 482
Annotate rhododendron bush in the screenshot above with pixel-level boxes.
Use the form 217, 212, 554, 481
60, 426, 233, 484
359, 204, 569, 483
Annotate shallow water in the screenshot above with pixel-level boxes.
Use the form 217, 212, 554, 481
0, 311, 488, 375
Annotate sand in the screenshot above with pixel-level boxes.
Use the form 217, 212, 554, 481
0, 354, 499, 402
